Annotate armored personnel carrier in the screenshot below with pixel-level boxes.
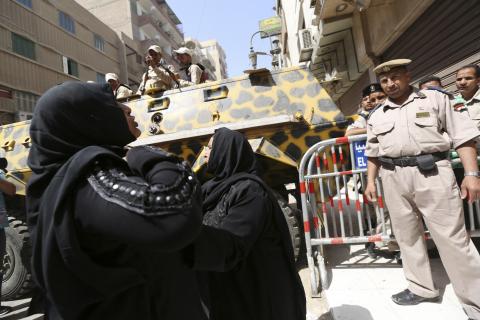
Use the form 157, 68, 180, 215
0, 65, 351, 299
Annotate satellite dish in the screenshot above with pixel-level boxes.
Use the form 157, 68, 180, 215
185, 41, 196, 50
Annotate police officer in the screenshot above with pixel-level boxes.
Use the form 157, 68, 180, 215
345, 83, 386, 137
364, 59, 480, 319
455, 64, 480, 129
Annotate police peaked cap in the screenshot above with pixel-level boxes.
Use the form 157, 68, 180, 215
373, 59, 412, 75
362, 83, 383, 97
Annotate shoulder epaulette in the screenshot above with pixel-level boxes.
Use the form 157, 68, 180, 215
367, 104, 383, 120
426, 87, 453, 98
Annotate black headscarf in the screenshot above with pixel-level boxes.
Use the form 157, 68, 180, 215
201, 127, 258, 211
27, 81, 134, 218
200, 127, 306, 319
26, 81, 139, 317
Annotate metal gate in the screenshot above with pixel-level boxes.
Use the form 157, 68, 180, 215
298, 134, 480, 296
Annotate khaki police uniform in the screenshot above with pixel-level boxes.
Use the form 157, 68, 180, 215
366, 88, 480, 319
459, 88, 480, 130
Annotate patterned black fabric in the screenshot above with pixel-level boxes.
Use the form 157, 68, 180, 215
25, 82, 205, 320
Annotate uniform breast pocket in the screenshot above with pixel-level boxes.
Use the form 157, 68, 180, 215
413, 117, 439, 144
372, 122, 395, 152
467, 108, 480, 130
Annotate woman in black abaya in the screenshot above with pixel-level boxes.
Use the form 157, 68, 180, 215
26, 81, 206, 320
185, 127, 306, 320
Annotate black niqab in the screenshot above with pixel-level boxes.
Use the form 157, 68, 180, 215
201, 127, 258, 211
26, 82, 139, 318
198, 128, 306, 319
27, 81, 134, 221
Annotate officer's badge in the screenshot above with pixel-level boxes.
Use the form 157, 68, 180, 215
416, 112, 430, 118
453, 102, 467, 112
452, 96, 467, 112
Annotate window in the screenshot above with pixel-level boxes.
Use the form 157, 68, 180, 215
17, 111, 33, 122
96, 73, 106, 84
62, 56, 79, 77
14, 91, 38, 113
59, 11, 75, 34
94, 34, 105, 52
16, 0, 32, 8
12, 33, 35, 60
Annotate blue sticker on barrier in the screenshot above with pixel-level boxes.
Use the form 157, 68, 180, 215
353, 141, 367, 169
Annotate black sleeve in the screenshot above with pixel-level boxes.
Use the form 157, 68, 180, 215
74, 146, 202, 252
187, 180, 270, 271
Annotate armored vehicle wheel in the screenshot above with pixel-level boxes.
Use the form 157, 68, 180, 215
273, 192, 303, 262
2, 216, 33, 300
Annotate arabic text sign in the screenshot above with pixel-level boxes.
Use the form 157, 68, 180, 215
259, 16, 282, 38
352, 141, 367, 169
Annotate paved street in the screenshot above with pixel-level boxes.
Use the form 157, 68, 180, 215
0, 244, 474, 320
321, 244, 468, 320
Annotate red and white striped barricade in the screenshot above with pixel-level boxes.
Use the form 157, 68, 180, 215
297, 134, 480, 297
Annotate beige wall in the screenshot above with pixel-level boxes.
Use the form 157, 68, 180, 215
0, 0, 139, 118
76, 0, 183, 85
354, 0, 433, 62
200, 39, 228, 80
76, 0, 134, 39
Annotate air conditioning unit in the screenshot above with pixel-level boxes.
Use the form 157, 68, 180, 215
299, 29, 314, 62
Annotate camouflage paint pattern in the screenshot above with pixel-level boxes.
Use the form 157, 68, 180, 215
0, 66, 352, 193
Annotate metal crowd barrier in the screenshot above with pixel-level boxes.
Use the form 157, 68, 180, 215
298, 134, 480, 296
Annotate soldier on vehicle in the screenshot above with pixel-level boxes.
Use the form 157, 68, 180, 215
105, 73, 133, 99
173, 47, 207, 86
137, 45, 177, 95
345, 83, 386, 137
364, 59, 480, 319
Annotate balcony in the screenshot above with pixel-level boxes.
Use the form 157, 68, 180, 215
137, 0, 184, 41
137, 15, 181, 47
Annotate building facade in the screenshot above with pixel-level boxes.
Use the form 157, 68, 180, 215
277, 0, 480, 115
0, 0, 139, 123
183, 38, 228, 81
76, 0, 185, 87
199, 39, 228, 80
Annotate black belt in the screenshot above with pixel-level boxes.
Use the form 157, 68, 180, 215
379, 151, 448, 168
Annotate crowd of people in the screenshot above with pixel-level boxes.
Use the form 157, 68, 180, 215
346, 59, 480, 319
0, 50, 477, 320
